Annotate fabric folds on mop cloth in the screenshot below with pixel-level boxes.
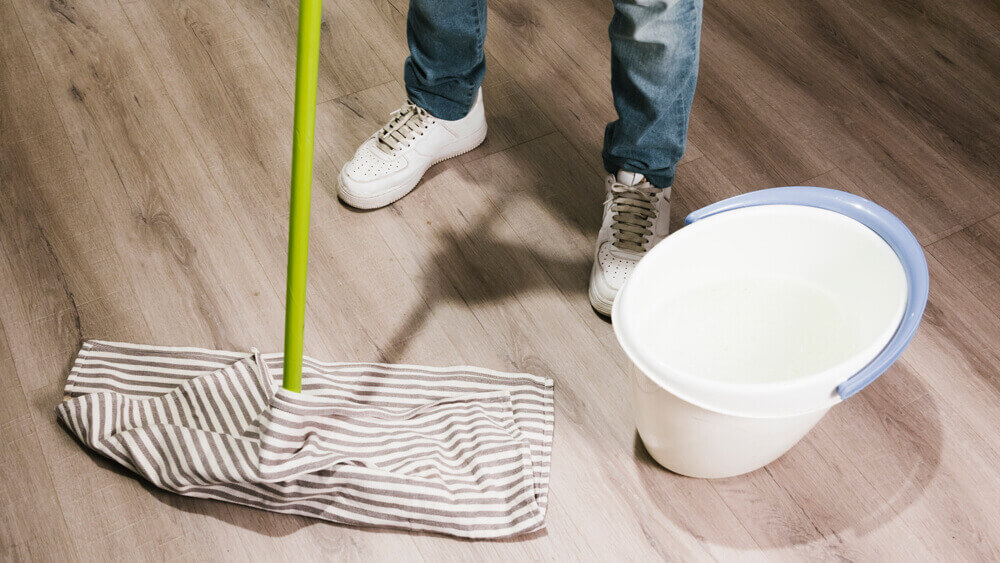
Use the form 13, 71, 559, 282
56, 340, 554, 539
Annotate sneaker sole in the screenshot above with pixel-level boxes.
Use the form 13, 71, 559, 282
588, 280, 615, 317
338, 124, 488, 210
588, 261, 617, 317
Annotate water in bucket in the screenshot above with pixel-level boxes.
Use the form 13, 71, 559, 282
646, 276, 861, 384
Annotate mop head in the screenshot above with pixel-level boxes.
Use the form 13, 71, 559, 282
56, 340, 553, 539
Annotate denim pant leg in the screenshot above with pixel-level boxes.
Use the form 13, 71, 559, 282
602, 0, 703, 189
403, 0, 487, 120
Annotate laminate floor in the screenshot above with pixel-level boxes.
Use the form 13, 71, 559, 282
2, 0, 999, 559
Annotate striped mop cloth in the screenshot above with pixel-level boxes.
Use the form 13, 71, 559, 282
56, 340, 553, 539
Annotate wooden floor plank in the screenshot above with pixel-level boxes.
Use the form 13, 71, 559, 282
927, 213, 1000, 320
0, 4, 193, 560
700, 0, 1000, 243
0, 243, 77, 562
227, 0, 392, 103
795, 0, 1000, 189
13, 0, 280, 351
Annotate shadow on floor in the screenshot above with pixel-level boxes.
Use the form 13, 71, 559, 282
370, 153, 709, 364
630, 364, 942, 549
374, 160, 599, 363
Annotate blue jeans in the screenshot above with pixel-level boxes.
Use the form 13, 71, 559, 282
403, 0, 702, 189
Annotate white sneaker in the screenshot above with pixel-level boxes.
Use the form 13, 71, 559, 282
589, 170, 672, 316
337, 90, 487, 209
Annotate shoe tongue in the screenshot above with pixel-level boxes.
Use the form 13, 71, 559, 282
616, 170, 646, 186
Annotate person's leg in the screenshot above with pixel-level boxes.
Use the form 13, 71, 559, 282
589, 0, 701, 315
403, 0, 488, 120
602, 0, 702, 189
337, 0, 488, 209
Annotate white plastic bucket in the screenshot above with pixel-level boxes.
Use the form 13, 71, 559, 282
613, 187, 928, 478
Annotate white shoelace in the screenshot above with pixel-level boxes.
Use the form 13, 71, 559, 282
609, 180, 660, 253
376, 100, 432, 154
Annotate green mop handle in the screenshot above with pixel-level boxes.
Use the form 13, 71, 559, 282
282, 0, 323, 393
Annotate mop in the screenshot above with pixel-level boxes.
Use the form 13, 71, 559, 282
56, 0, 553, 539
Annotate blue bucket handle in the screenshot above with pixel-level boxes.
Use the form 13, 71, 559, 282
684, 187, 929, 400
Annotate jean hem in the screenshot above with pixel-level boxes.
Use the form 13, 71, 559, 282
602, 158, 675, 190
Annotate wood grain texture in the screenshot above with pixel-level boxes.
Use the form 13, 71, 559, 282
2, 0, 999, 559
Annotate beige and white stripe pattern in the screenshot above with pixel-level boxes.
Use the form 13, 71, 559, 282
56, 340, 554, 539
